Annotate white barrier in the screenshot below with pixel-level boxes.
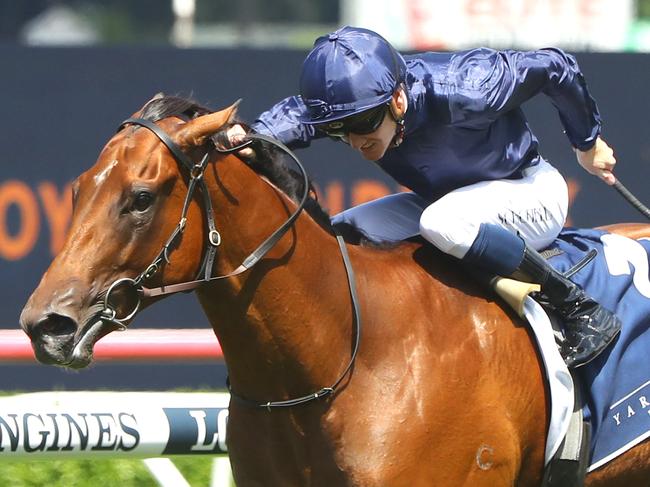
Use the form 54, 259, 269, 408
0, 391, 233, 485
0, 391, 229, 457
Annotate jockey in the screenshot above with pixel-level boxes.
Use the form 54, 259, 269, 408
229, 25, 621, 368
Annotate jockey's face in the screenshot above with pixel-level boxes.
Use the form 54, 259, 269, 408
346, 89, 407, 161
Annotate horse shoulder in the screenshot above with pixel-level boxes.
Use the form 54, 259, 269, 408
328, 241, 547, 485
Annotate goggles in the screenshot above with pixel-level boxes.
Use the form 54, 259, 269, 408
315, 103, 389, 138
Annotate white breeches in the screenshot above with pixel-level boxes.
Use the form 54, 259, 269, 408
331, 160, 569, 257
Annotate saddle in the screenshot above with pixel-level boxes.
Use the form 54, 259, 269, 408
494, 227, 650, 486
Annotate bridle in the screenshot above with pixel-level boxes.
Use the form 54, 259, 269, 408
93, 116, 362, 410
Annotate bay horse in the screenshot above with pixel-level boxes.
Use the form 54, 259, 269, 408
19, 95, 650, 486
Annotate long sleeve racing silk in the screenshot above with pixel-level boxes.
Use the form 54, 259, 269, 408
251, 47, 601, 202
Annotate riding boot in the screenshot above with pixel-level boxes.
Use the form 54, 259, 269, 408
512, 245, 622, 368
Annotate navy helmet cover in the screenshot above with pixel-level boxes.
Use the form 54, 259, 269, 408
298, 25, 407, 125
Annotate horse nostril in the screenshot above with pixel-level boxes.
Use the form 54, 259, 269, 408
32, 314, 77, 340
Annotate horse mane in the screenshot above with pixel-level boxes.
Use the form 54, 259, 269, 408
241, 137, 402, 248
140, 94, 211, 122
139, 95, 391, 247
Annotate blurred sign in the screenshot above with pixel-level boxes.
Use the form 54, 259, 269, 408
343, 0, 634, 51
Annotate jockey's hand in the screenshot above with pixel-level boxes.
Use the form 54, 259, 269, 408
575, 136, 617, 185
226, 124, 255, 159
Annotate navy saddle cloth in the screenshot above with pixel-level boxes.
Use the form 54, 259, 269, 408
545, 228, 650, 470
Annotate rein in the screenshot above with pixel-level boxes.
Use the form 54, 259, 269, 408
100, 117, 362, 410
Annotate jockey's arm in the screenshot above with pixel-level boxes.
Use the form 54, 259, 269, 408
447, 47, 616, 183
252, 96, 325, 148
227, 95, 325, 160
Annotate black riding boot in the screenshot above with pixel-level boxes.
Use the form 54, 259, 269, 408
512, 245, 622, 368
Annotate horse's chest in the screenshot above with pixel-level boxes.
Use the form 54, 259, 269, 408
226, 397, 423, 486
226, 409, 354, 486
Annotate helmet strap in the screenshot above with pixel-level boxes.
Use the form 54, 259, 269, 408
388, 88, 407, 148
390, 118, 405, 148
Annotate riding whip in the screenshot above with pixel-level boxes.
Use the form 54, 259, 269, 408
612, 179, 650, 220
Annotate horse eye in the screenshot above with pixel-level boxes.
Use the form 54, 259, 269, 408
132, 191, 154, 212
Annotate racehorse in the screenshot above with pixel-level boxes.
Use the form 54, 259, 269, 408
19, 95, 650, 486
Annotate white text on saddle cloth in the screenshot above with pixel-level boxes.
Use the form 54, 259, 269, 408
601, 235, 650, 298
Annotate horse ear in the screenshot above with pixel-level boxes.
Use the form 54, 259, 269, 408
175, 99, 241, 147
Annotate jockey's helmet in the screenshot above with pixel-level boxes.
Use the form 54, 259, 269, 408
298, 26, 407, 125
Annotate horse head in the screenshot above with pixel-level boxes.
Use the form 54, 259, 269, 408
20, 96, 240, 368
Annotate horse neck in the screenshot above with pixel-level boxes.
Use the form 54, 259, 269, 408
197, 154, 354, 400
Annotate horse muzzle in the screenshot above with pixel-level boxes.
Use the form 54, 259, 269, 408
20, 310, 88, 367
20, 276, 142, 368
